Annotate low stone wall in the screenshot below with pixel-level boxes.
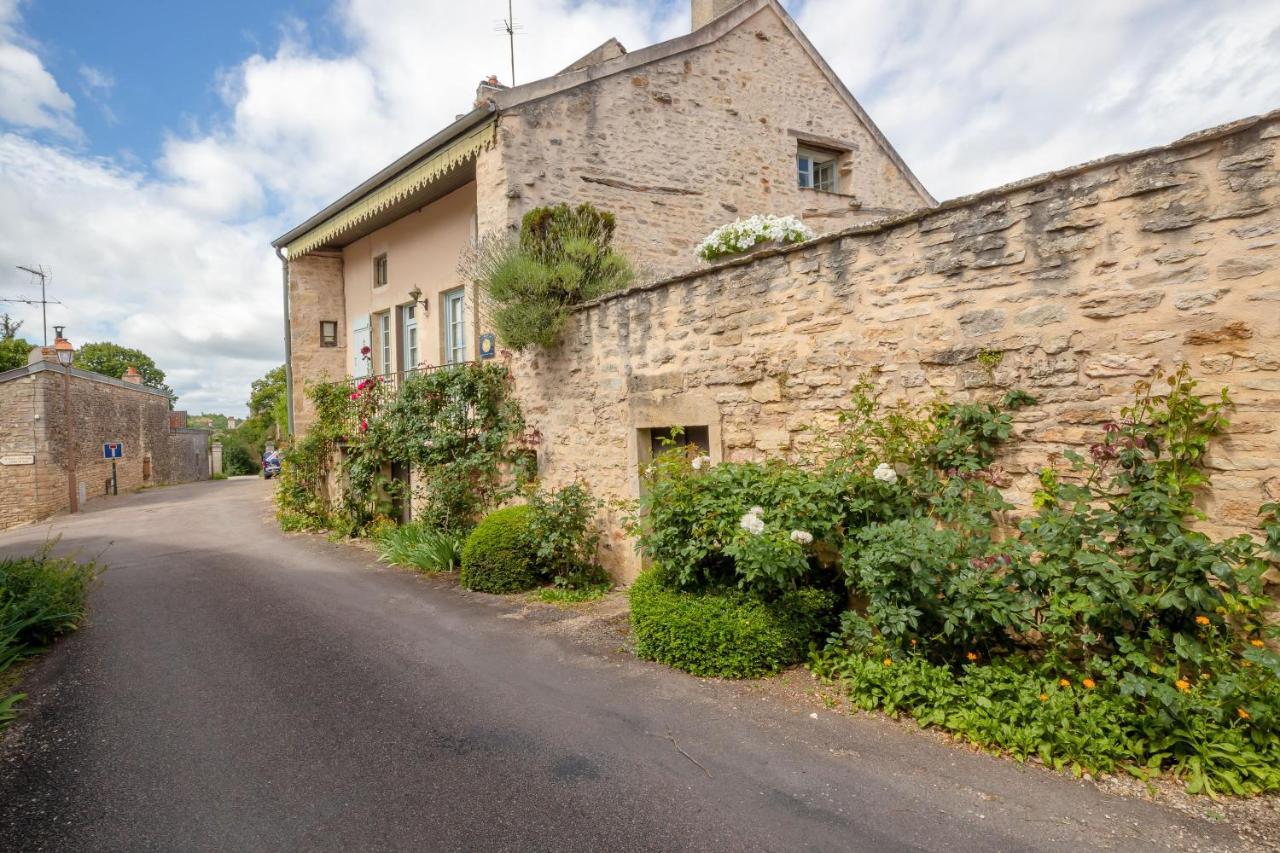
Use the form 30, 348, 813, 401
0, 364, 211, 529
509, 109, 1280, 580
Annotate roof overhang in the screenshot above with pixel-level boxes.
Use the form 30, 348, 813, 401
273, 108, 496, 258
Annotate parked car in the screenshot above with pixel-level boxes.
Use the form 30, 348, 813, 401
262, 450, 282, 479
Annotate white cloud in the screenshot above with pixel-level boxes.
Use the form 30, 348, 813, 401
2, 0, 1280, 414
0, 0, 76, 136
795, 0, 1280, 199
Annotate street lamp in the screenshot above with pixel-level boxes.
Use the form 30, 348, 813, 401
53, 326, 77, 513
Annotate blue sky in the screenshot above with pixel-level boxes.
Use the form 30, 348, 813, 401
2, 0, 1279, 414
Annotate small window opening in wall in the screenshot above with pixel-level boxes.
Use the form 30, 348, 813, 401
319, 320, 338, 347
374, 254, 389, 288
649, 426, 710, 458
797, 146, 838, 193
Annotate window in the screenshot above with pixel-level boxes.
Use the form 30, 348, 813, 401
376, 312, 391, 375
443, 288, 467, 364
374, 254, 389, 288
649, 426, 710, 458
319, 320, 338, 347
399, 304, 418, 371
797, 146, 838, 193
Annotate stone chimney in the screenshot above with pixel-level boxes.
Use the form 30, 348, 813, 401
691, 0, 746, 31
122, 366, 143, 384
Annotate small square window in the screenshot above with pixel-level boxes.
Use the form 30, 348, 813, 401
798, 146, 839, 193
319, 320, 338, 347
649, 426, 710, 458
374, 254, 389, 288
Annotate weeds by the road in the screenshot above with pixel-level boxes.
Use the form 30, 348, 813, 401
0, 543, 100, 727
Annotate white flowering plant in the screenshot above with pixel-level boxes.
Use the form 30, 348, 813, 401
695, 214, 815, 262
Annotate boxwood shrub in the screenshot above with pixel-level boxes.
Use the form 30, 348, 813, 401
629, 570, 837, 678
459, 505, 540, 593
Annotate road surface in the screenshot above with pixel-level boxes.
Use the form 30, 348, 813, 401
0, 480, 1244, 851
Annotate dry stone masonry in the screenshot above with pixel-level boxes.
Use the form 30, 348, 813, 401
509, 110, 1280, 580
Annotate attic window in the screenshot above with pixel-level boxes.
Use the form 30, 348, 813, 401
798, 146, 838, 193
374, 254, 389, 288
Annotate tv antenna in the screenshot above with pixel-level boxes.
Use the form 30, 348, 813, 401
5, 264, 61, 345
493, 0, 523, 85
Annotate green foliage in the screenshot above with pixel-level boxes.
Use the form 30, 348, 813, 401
1, 546, 100, 727
526, 482, 605, 588
804, 366, 1280, 796
459, 505, 540, 593
536, 582, 611, 604
376, 523, 463, 573
0, 337, 31, 372
630, 569, 837, 678
468, 202, 633, 350
219, 432, 260, 476
73, 341, 174, 401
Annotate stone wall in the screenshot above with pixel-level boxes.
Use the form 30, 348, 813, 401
0, 364, 207, 529
510, 110, 1280, 581
485, 2, 928, 280
288, 252, 347, 433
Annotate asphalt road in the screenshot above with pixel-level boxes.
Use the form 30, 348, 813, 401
0, 480, 1245, 852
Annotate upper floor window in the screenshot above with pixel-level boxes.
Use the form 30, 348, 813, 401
374, 254, 389, 288
797, 146, 838, 193
443, 288, 467, 365
319, 320, 338, 347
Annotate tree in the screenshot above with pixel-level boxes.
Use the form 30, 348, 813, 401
0, 337, 32, 371
73, 342, 175, 401
237, 365, 287, 459
1, 313, 23, 340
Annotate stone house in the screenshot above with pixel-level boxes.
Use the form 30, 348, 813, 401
275, 0, 1280, 581
272, 0, 933, 434
0, 349, 213, 530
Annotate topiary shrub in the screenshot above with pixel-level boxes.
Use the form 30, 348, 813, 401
629, 570, 837, 678
459, 505, 539, 593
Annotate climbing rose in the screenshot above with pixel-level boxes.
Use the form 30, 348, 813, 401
873, 463, 898, 485
359, 418, 369, 433
360, 345, 371, 356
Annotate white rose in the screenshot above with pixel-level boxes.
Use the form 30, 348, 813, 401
691, 454, 712, 471
873, 463, 899, 485
747, 505, 764, 518
739, 513, 766, 535
789, 530, 813, 545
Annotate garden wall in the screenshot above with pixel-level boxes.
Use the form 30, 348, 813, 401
509, 109, 1280, 581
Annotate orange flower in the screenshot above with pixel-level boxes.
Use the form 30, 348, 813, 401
1251, 639, 1266, 648
1195, 615, 1210, 626
1238, 707, 1251, 720
1175, 679, 1191, 692
909, 638, 917, 647
1082, 678, 1096, 690
1058, 678, 1071, 688
1039, 693, 1049, 702
966, 652, 979, 662
882, 658, 893, 667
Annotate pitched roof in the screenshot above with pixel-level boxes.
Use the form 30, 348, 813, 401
272, 0, 933, 253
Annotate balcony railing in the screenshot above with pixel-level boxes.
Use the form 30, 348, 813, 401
347, 361, 474, 395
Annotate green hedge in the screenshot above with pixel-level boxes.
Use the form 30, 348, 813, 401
629, 570, 837, 678
460, 505, 540, 593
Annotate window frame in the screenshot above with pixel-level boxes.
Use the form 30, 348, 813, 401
797, 145, 840, 193
442, 287, 467, 365
376, 312, 392, 375
373, 254, 389, 289
319, 320, 338, 348
399, 303, 418, 371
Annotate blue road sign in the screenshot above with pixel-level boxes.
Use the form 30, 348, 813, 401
103, 442, 123, 459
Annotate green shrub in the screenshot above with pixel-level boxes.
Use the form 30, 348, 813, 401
466, 202, 633, 350
526, 482, 606, 588
1, 547, 100, 727
460, 505, 540, 593
376, 523, 463, 573
630, 570, 837, 678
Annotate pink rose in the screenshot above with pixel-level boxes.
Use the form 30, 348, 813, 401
360, 345, 371, 356
350, 391, 361, 400
359, 419, 368, 432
